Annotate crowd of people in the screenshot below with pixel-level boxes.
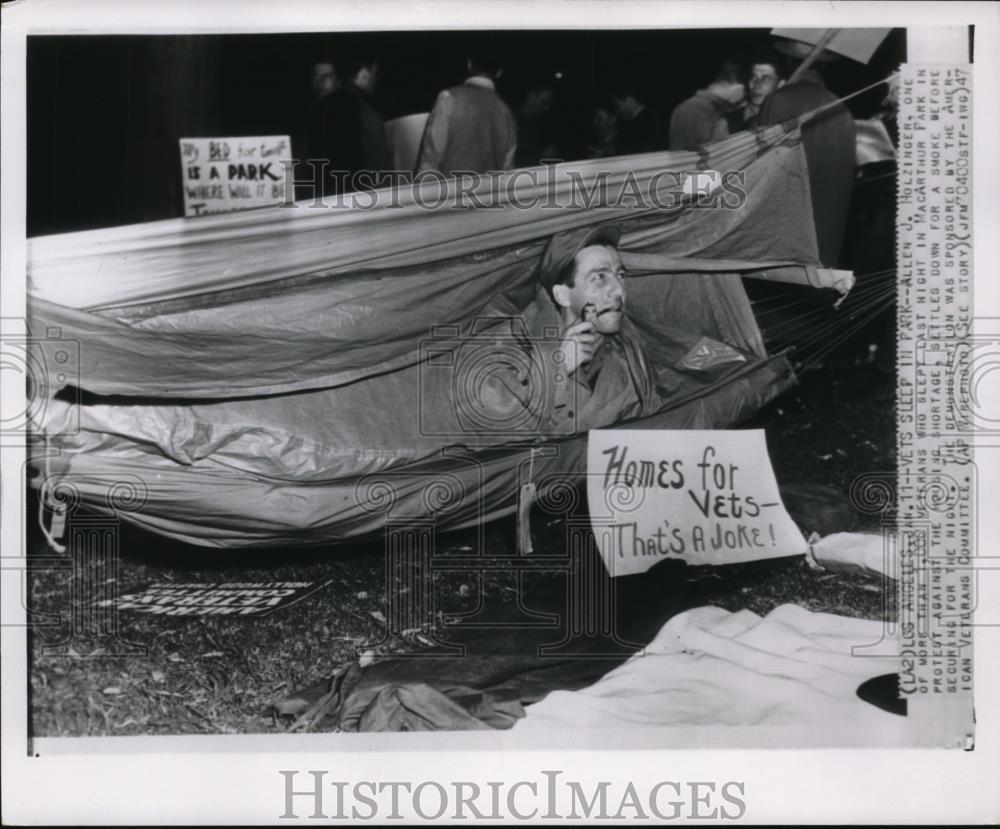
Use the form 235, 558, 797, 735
298, 39, 871, 270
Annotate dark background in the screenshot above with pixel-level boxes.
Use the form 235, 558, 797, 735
27, 28, 905, 236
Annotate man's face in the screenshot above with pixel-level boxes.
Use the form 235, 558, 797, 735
527, 88, 555, 117
355, 62, 379, 93
748, 63, 779, 106
555, 245, 627, 334
312, 63, 337, 97
719, 80, 747, 106
591, 107, 617, 140
612, 96, 637, 122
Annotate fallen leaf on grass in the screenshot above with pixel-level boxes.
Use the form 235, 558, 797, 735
101, 686, 123, 696
368, 610, 386, 624
151, 670, 165, 683
202, 651, 224, 658
272, 697, 310, 717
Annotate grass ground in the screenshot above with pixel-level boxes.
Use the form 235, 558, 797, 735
26, 360, 895, 738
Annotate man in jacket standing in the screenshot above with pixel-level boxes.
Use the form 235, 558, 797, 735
416, 50, 518, 177
669, 59, 747, 151
304, 53, 390, 196
757, 42, 856, 267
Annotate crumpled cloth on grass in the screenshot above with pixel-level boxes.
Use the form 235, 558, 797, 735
290, 601, 902, 734
282, 664, 526, 732
517, 603, 902, 730
348, 684, 524, 732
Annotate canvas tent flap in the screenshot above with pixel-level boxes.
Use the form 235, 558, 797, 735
28, 127, 818, 547
38, 354, 793, 547
36, 280, 779, 486
27, 128, 819, 398
28, 125, 812, 312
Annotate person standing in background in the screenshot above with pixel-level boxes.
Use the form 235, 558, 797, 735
586, 101, 620, 159
310, 60, 339, 102
728, 50, 785, 131
303, 53, 390, 196
757, 40, 856, 267
416, 48, 518, 176
611, 83, 662, 155
515, 75, 557, 168
669, 59, 747, 150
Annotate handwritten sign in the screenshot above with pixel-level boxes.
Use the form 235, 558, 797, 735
179, 136, 291, 217
385, 113, 429, 174
587, 429, 807, 575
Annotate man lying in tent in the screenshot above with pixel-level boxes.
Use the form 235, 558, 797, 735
32, 159, 815, 547
472, 223, 756, 438
480, 225, 662, 436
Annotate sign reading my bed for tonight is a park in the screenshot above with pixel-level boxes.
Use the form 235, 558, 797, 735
587, 430, 807, 575
179, 136, 291, 217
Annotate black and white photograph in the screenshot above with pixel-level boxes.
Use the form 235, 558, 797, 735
2, 1, 998, 824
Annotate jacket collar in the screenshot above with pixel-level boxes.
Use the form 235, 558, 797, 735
464, 76, 496, 91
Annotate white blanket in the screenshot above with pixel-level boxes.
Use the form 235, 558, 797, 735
518, 604, 904, 731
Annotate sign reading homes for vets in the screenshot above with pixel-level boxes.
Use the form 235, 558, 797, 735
587, 430, 807, 575
97, 580, 332, 618
179, 136, 291, 217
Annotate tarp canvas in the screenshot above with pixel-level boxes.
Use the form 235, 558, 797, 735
27, 126, 829, 548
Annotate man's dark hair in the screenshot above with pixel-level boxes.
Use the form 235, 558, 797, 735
713, 59, 748, 86
592, 96, 619, 117
338, 52, 378, 84
611, 81, 646, 104
748, 48, 788, 80
467, 45, 504, 78
523, 72, 556, 98
547, 258, 579, 302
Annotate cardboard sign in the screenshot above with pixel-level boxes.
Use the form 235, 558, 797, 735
179, 136, 291, 216
98, 580, 332, 618
587, 429, 807, 576
385, 113, 429, 173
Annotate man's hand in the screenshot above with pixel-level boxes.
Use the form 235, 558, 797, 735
559, 320, 600, 377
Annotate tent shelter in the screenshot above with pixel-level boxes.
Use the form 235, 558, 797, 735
27, 125, 847, 548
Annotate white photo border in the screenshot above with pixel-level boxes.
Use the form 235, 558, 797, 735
3, 1, 999, 824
